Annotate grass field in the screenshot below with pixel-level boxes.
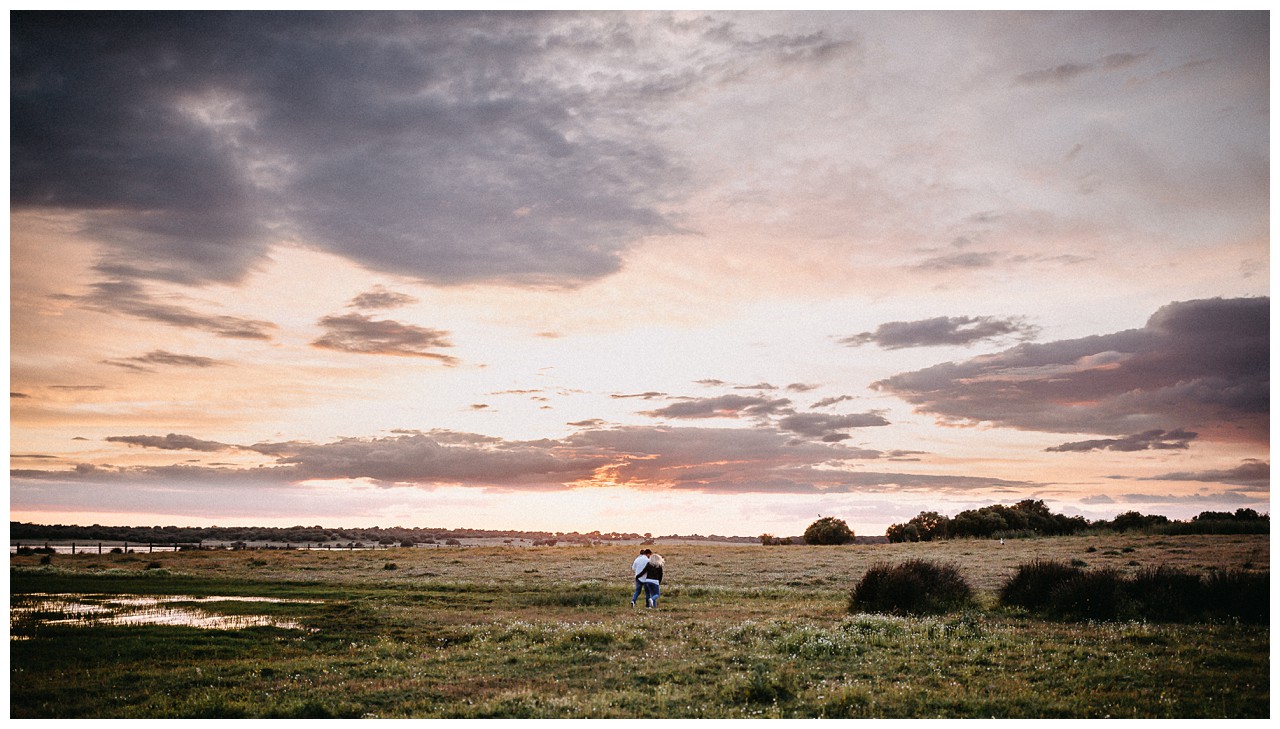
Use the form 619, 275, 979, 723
9, 533, 1270, 718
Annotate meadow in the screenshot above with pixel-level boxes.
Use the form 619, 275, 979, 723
9, 533, 1270, 718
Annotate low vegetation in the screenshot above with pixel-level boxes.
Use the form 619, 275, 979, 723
999, 560, 1268, 623
848, 559, 972, 616
9, 534, 1269, 718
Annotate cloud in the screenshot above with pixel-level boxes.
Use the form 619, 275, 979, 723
1046, 428, 1198, 453
11, 12, 848, 288
562, 425, 1020, 493
912, 251, 999, 271
811, 395, 855, 409
106, 433, 233, 452
11, 392, 31, 399
311, 313, 458, 363
243, 432, 598, 485
15, 424, 1030, 498
1015, 51, 1147, 86
102, 350, 225, 372
840, 315, 1039, 349
1143, 459, 1269, 488
611, 392, 668, 400
640, 394, 792, 420
875, 298, 1268, 442
775, 412, 890, 441
348, 286, 419, 310
56, 280, 276, 340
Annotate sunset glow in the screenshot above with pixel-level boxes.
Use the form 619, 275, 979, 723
10, 11, 1269, 537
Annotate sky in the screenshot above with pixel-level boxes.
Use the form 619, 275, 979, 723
9, 10, 1270, 538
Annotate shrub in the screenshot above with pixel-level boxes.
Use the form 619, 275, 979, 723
1046, 568, 1125, 620
1202, 569, 1269, 623
804, 517, 854, 545
1124, 566, 1205, 621
849, 559, 972, 616
999, 560, 1083, 612
1003, 560, 1270, 624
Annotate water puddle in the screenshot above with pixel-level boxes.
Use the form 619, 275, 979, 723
11, 593, 322, 637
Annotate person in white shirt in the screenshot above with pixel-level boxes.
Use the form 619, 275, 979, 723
638, 553, 665, 608
630, 549, 651, 607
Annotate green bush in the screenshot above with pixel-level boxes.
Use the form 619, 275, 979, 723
849, 559, 972, 616
1124, 566, 1205, 621
1202, 569, 1269, 623
804, 517, 854, 545
1046, 568, 1125, 620
999, 560, 1083, 612
1001, 561, 1269, 623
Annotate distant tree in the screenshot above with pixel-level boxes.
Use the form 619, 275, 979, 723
886, 511, 949, 542
804, 516, 854, 545
1110, 511, 1169, 532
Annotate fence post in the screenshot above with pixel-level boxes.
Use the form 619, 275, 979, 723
99, 542, 103, 555
72, 542, 76, 555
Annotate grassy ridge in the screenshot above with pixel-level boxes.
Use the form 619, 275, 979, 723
9, 534, 1269, 718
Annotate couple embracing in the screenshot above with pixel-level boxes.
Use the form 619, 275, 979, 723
630, 548, 664, 608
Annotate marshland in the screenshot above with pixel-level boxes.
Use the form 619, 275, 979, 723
9, 533, 1269, 718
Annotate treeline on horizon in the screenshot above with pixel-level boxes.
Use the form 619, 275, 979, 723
885, 499, 1270, 543
7, 522, 758, 546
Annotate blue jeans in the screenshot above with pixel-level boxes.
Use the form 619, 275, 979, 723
632, 578, 645, 605
643, 580, 660, 606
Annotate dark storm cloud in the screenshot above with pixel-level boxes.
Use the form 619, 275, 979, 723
348, 286, 419, 311
1046, 428, 1197, 453
12, 11, 848, 287
56, 280, 276, 339
103, 350, 225, 372
311, 313, 458, 363
1144, 459, 1269, 488
875, 298, 1269, 442
840, 315, 1039, 349
640, 394, 792, 419
106, 433, 233, 452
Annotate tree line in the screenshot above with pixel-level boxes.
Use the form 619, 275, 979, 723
885, 500, 1268, 542
8, 522, 763, 546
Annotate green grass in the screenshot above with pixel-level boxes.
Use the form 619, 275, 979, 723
9, 534, 1269, 718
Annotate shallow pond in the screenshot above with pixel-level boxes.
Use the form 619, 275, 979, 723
11, 593, 322, 636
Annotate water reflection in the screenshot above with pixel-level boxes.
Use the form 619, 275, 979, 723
11, 593, 322, 636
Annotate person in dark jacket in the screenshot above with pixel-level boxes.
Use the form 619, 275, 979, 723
638, 553, 665, 608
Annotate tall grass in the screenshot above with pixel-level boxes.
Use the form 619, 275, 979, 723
998, 561, 1268, 623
